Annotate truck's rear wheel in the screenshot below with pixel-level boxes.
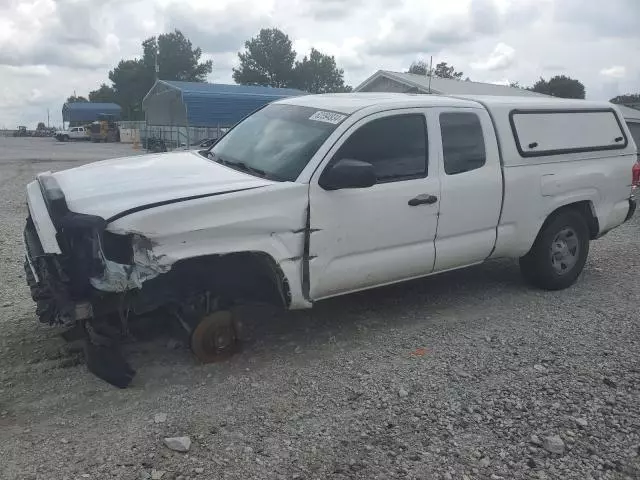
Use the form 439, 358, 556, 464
519, 210, 589, 290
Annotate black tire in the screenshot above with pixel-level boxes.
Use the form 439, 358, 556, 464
519, 210, 590, 290
63, 135, 69, 142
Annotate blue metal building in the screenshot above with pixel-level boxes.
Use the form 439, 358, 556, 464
142, 80, 306, 134
62, 102, 121, 125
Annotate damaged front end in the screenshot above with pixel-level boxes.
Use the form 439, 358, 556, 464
24, 173, 167, 388
91, 232, 171, 293
24, 173, 165, 325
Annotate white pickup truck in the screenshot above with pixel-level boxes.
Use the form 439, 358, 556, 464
55, 126, 89, 142
23, 94, 637, 387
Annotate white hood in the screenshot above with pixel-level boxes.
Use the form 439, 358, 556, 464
52, 151, 275, 220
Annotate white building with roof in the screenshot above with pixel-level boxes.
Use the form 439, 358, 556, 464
355, 70, 546, 97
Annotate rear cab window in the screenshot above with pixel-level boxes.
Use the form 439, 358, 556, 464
440, 112, 486, 175
510, 109, 628, 157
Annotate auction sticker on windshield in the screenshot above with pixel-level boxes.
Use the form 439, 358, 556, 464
309, 111, 347, 124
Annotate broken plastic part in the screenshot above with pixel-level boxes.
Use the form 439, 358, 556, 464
90, 234, 172, 292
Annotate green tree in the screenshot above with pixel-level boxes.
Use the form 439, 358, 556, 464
233, 28, 297, 88
96, 30, 213, 120
610, 93, 640, 106
509, 81, 522, 89
433, 62, 464, 80
37, 122, 46, 130
407, 61, 463, 79
66, 95, 88, 103
108, 59, 150, 120
142, 29, 212, 82
407, 61, 429, 75
292, 48, 351, 93
89, 83, 117, 103
529, 75, 586, 99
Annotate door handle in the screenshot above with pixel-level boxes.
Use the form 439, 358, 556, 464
408, 194, 438, 206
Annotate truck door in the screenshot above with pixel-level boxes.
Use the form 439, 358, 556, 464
308, 109, 441, 301
432, 108, 503, 271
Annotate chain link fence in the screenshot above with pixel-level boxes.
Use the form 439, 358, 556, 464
118, 122, 228, 149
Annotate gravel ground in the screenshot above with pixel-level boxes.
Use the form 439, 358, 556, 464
0, 137, 639, 480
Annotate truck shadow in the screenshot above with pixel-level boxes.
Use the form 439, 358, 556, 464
241, 258, 524, 342
126, 258, 528, 372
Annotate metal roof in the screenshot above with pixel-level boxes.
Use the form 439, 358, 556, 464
161, 80, 304, 97
356, 70, 547, 97
62, 102, 121, 122
143, 80, 306, 127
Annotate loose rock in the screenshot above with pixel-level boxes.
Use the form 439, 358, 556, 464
542, 435, 565, 455
154, 413, 167, 424
398, 388, 409, 398
163, 436, 191, 453
151, 470, 165, 480
574, 417, 588, 429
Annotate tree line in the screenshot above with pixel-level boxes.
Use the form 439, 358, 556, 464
68, 29, 639, 121
68, 28, 350, 120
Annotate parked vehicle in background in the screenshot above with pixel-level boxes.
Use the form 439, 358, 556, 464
34, 125, 56, 137
22, 93, 637, 387
90, 114, 120, 143
55, 126, 89, 142
13, 126, 29, 137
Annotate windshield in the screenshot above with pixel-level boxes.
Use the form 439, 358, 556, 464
206, 103, 347, 181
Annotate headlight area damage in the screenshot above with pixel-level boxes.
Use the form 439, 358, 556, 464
24, 173, 295, 388
91, 233, 171, 292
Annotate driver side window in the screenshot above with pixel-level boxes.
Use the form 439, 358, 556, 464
333, 114, 428, 183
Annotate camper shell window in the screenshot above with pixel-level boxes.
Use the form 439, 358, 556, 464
509, 109, 628, 158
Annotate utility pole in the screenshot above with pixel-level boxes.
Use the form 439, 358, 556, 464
428, 56, 433, 94
155, 47, 159, 81
47, 109, 50, 128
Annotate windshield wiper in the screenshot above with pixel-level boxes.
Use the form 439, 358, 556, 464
228, 160, 269, 178
214, 156, 282, 181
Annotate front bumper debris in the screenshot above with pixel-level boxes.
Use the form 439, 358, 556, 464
24, 174, 137, 388
624, 197, 636, 223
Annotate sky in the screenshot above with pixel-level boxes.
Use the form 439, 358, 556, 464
0, 0, 638, 128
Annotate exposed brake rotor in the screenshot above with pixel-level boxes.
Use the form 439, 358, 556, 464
189, 310, 241, 363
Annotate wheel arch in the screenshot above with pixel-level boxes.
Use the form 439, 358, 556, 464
525, 200, 599, 257
540, 201, 599, 240
135, 250, 292, 312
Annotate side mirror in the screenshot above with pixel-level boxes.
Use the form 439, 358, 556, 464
319, 159, 377, 191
